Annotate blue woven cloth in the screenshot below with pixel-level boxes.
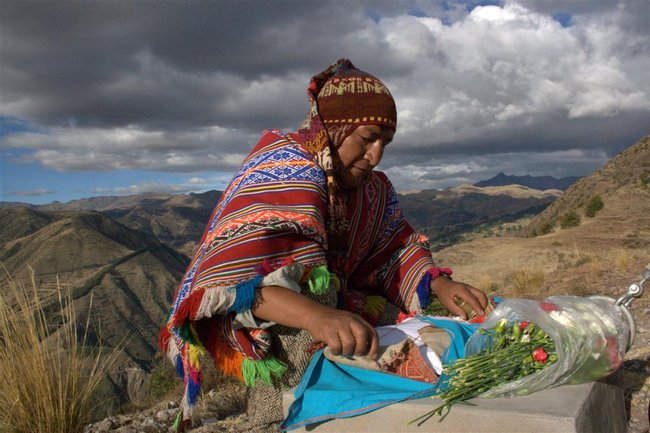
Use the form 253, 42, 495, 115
281, 317, 479, 431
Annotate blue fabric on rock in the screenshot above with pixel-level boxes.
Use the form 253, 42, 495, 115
281, 317, 479, 431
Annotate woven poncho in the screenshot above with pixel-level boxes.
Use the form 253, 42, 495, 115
159, 128, 440, 430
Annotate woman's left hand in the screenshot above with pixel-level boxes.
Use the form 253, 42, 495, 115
430, 276, 489, 319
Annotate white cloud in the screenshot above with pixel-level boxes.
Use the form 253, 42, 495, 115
384, 1, 649, 150
1, 126, 255, 172
113, 181, 190, 195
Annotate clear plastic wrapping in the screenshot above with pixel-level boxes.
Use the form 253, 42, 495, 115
464, 295, 631, 398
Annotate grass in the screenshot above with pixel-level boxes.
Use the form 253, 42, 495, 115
506, 265, 546, 296
0, 268, 121, 433
475, 273, 498, 294
616, 249, 631, 273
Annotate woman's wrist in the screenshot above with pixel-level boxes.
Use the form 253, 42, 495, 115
429, 267, 453, 295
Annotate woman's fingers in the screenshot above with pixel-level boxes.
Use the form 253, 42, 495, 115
307, 310, 378, 358
460, 287, 487, 317
433, 278, 488, 319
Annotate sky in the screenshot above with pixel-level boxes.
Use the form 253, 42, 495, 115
1, 0, 649, 204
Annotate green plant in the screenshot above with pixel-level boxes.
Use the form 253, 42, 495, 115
584, 195, 604, 218
142, 360, 181, 403
640, 173, 649, 189
574, 255, 592, 267
560, 211, 581, 229
423, 297, 451, 316
0, 269, 121, 433
540, 220, 555, 235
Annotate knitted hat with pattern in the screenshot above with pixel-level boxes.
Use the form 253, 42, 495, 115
297, 59, 396, 233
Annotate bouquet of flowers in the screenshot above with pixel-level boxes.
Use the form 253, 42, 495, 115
412, 295, 631, 424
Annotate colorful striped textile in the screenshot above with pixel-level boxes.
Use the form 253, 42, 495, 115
160, 128, 439, 428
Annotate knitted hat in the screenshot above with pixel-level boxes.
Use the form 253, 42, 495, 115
297, 59, 396, 233
318, 66, 396, 146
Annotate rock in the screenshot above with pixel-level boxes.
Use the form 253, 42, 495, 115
156, 410, 170, 421
119, 366, 147, 403
141, 417, 156, 427
95, 418, 117, 432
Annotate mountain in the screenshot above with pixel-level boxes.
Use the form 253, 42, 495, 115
0, 206, 55, 244
474, 172, 580, 191
398, 184, 560, 250
41, 190, 222, 258
0, 209, 188, 370
27, 185, 557, 254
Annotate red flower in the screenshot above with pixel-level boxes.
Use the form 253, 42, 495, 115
605, 336, 622, 369
532, 347, 548, 363
519, 321, 530, 331
396, 311, 416, 324
540, 302, 561, 313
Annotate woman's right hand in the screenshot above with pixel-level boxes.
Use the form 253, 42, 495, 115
252, 285, 379, 359
305, 308, 379, 359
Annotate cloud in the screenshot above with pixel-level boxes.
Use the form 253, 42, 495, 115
112, 182, 192, 195
90, 173, 235, 197
1, 0, 648, 193
385, 147, 608, 191
1, 126, 256, 172
8, 188, 56, 197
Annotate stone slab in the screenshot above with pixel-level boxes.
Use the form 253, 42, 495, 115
282, 380, 626, 433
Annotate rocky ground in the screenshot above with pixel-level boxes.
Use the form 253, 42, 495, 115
621, 301, 650, 433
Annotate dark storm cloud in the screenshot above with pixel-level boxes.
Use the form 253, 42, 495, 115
0, 1, 404, 131
1, 0, 648, 192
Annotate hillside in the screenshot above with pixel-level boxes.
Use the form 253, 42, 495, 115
524, 136, 650, 237
438, 136, 650, 294
39, 190, 221, 258
0, 206, 55, 244
0, 210, 188, 372
103, 190, 222, 257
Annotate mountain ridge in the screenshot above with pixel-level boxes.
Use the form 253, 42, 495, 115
474, 172, 580, 191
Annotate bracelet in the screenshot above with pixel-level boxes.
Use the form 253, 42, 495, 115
430, 267, 453, 280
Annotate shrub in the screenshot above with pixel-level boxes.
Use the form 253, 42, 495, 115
640, 173, 649, 189
142, 360, 180, 403
0, 269, 120, 433
584, 195, 604, 217
539, 220, 555, 235
560, 211, 581, 228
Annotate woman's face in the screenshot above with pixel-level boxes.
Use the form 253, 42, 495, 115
336, 124, 394, 189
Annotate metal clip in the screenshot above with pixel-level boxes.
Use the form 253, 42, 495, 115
615, 265, 649, 308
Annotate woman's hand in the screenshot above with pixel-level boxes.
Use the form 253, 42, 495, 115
430, 276, 489, 319
252, 285, 379, 359
305, 309, 379, 359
